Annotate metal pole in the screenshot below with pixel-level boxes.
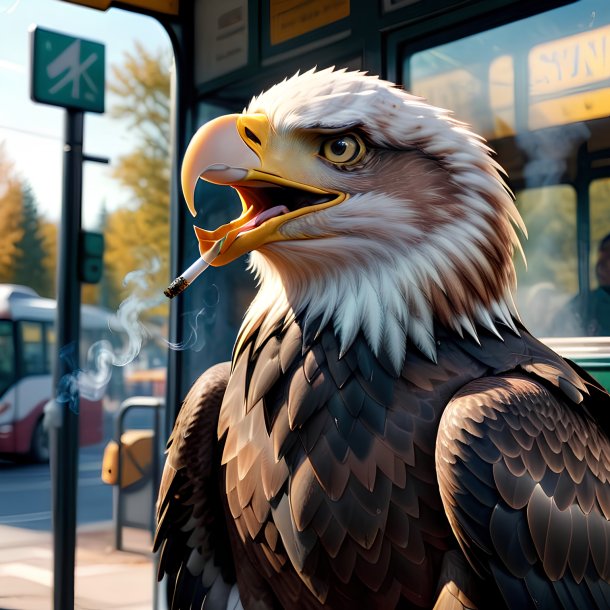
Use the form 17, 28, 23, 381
52, 108, 84, 610
114, 406, 124, 552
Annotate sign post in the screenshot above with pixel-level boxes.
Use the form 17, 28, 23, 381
30, 26, 105, 610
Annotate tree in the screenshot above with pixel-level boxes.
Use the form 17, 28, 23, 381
13, 183, 52, 296
0, 144, 25, 284
39, 220, 58, 296
104, 42, 172, 309
0, 144, 58, 295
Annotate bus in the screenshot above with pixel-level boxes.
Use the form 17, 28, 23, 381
0, 284, 109, 462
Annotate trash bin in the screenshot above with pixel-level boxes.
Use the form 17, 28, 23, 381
101, 396, 164, 551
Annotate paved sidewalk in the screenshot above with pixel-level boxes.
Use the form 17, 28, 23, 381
0, 523, 154, 610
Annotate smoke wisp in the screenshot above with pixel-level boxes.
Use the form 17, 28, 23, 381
165, 284, 219, 353
56, 259, 215, 407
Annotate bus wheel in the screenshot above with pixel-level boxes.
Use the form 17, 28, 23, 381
30, 418, 50, 463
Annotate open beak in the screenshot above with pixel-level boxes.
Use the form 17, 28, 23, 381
181, 113, 346, 266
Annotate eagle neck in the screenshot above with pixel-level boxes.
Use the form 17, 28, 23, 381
240, 246, 520, 374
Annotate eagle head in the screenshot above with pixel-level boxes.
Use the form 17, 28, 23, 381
181, 67, 526, 371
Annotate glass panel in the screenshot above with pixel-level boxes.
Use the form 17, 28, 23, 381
516, 182, 610, 337
0, 320, 15, 397
18, 321, 46, 376
513, 186, 577, 337
179, 100, 258, 390
406, 0, 610, 140
405, 0, 610, 340
529, 24, 610, 130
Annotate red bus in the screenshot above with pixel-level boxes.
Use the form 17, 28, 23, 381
0, 285, 108, 462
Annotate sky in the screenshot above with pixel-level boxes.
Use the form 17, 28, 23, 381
0, 0, 172, 228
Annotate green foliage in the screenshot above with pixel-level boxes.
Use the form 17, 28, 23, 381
108, 41, 171, 156
0, 145, 54, 295
39, 220, 58, 297
13, 183, 52, 296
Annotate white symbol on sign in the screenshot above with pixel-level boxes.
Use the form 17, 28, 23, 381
46, 40, 99, 101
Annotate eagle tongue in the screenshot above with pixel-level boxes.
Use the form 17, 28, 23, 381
239, 205, 289, 232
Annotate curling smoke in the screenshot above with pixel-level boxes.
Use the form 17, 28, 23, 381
58, 259, 217, 406
76, 262, 165, 401
165, 283, 219, 352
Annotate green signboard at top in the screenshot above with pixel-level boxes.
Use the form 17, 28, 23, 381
30, 26, 105, 113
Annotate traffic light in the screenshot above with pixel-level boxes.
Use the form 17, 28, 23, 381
79, 231, 104, 284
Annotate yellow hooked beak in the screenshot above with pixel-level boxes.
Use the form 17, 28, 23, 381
181, 113, 346, 266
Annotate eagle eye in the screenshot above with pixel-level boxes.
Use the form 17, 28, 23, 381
320, 134, 365, 165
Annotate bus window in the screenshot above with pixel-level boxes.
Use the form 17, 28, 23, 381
406, 1, 610, 140
566, 179, 610, 336
404, 0, 610, 339
0, 320, 15, 397
591, 179, 610, 289
513, 186, 577, 337
45, 323, 56, 374
18, 321, 47, 376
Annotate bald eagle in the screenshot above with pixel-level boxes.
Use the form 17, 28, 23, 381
154, 68, 610, 610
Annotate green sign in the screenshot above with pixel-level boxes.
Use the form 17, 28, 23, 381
30, 26, 105, 113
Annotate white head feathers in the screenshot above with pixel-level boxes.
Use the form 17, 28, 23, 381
240, 67, 526, 372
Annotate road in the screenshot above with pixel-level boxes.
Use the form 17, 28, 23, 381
0, 407, 161, 609
0, 443, 113, 531
0, 405, 160, 532
0, 441, 155, 610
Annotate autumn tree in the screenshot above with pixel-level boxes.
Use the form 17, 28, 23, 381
104, 42, 172, 308
36, 216, 102, 304
0, 144, 25, 283
13, 183, 52, 296
0, 146, 54, 294
39, 220, 58, 296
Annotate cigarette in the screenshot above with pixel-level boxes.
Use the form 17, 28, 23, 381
164, 239, 224, 299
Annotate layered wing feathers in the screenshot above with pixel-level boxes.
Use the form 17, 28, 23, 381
437, 374, 610, 609
155, 362, 237, 610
